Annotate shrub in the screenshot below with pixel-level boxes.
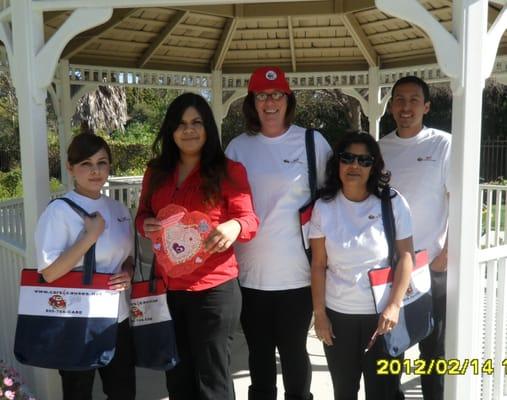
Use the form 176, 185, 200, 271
0, 169, 22, 199
0, 168, 63, 200
109, 141, 152, 176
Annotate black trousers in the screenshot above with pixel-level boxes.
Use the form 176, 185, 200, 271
241, 286, 313, 400
419, 270, 447, 400
59, 319, 136, 400
324, 309, 404, 400
165, 278, 241, 400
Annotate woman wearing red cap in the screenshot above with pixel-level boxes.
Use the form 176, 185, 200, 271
226, 66, 331, 400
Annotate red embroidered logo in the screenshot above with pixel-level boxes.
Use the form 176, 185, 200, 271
131, 305, 144, 319
48, 294, 66, 309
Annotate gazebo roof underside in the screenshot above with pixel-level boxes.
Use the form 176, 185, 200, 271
41, 0, 507, 74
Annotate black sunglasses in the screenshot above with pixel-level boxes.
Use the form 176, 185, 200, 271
338, 152, 375, 167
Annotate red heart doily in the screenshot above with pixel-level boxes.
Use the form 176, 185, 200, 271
148, 204, 213, 278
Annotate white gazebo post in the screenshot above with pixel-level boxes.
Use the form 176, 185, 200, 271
55, 59, 73, 189
367, 66, 383, 140
376, 0, 507, 398
47, 59, 73, 189
446, 1, 487, 396
211, 69, 224, 138
11, 0, 51, 263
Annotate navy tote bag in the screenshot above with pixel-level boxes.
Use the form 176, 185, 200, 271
14, 198, 120, 370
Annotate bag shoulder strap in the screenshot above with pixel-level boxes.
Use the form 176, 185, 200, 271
305, 128, 317, 201
133, 228, 159, 293
51, 197, 96, 284
380, 186, 398, 270
52, 197, 92, 218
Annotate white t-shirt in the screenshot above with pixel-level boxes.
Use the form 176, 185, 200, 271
309, 191, 412, 314
379, 127, 450, 261
225, 125, 331, 290
35, 190, 133, 322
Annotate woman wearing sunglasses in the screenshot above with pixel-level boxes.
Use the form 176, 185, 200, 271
309, 131, 414, 400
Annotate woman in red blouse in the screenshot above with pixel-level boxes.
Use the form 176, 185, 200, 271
136, 93, 259, 400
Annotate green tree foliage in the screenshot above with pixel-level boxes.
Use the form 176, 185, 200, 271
482, 80, 507, 140
0, 73, 19, 172
124, 87, 179, 131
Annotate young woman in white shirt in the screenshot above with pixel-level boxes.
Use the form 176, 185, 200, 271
309, 131, 414, 400
35, 133, 135, 400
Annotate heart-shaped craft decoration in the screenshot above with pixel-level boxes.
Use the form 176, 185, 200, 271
148, 204, 213, 278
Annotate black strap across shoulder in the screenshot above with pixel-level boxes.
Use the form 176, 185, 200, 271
50, 197, 96, 285
380, 186, 398, 271
305, 128, 317, 201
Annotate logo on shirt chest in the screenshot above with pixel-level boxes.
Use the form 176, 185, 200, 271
368, 213, 381, 221
283, 158, 303, 164
416, 155, 436, 162
117, 216, 130, 223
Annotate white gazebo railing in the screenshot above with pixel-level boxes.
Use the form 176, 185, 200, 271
474, 184, 507, 399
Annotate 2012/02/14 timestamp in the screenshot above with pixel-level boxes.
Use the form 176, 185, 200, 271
376, 358, 507, 376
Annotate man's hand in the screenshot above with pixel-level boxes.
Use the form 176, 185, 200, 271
430, 248, 447, 272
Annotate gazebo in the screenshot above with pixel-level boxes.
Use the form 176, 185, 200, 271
0, 0, 507, 398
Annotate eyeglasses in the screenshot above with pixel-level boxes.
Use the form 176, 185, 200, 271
254, 91, 286, 102
338, 152, 375, 167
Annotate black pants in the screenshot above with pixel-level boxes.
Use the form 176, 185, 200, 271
419, 270, 447, 400
324, 309, 404, 400
241, 286, 313, 400
59, 319, 136, 400
165, 278, 241, 400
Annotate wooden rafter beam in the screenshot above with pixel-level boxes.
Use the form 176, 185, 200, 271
341, 13, 378, 67
61, 8, 137, 59
342, 0, 375, 13
488, 3, 502, 24
288, 16, 297, 72
44, 11, 68, 24
138, 10, 188, 68
211, 16, 237, 71
179, 0, 374, 18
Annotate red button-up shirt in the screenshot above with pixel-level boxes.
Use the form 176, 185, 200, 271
136, 159, 258, 291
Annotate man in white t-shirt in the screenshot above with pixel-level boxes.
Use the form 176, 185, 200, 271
379, 76, 450, 400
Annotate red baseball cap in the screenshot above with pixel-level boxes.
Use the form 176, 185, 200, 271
247, 66, 292, 94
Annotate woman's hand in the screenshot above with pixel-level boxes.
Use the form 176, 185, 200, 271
314, 311, 335, 346
84, 212, 105, 242
109, 270, 133, 291
377, 302, 401, 335
205, 220, 242, 254
109, 257, 134, 291
143, 217, 162, 233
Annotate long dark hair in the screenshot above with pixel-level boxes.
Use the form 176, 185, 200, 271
320, 131, 389, 201
145, 93, 227, 206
